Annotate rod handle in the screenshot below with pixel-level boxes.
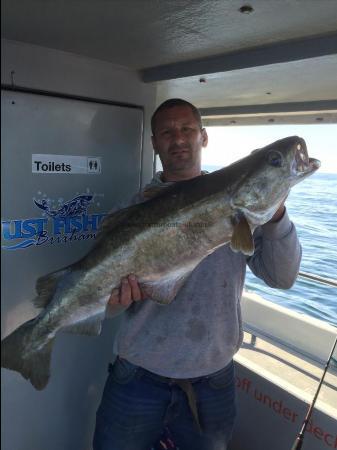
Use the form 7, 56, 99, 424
291, 436, 303, 450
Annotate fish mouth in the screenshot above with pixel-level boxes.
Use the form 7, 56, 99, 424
293, 140, 320, 178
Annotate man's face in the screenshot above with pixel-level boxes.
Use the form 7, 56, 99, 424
151, 105, 208, 177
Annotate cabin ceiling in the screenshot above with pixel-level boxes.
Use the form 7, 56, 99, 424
2, 0, 337, 123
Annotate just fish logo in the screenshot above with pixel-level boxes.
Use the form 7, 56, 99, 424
34, 195, 94, 217
1, 192, 108, 250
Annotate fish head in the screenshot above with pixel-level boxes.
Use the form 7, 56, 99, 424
230, 136, 320, 225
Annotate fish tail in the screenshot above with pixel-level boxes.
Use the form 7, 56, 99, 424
1, 319, 54, 390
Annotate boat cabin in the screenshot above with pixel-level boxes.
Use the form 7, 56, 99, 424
1, 2, 337, 449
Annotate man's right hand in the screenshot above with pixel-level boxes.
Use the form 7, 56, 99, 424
108, 274, 144, 308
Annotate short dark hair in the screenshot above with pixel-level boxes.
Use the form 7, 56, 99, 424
151, 98, 202, 135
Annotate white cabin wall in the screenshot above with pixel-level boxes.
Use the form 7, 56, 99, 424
1, 38, 158, 450
1, 38, 157, 187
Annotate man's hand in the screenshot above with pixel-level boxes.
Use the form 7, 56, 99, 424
108, 274, 144, 308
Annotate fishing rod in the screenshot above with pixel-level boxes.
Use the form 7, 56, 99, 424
291, 335, 337, 450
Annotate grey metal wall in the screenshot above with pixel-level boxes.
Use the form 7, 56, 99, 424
1, 89, 143, 450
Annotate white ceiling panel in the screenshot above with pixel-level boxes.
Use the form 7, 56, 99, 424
2, 0, 337, 116
2, 0, 337, 69
156, 56, 337, 107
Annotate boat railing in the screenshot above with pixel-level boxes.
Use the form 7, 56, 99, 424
298, 271, 337, 287
243, 322, 337, 371
242, 271, 337, 369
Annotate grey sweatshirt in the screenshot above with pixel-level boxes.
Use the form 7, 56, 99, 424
113, 171, 302, 378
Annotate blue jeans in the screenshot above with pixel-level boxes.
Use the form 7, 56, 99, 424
93, 358, 236, 450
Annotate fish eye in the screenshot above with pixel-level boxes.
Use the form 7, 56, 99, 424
267, 150, 283, 167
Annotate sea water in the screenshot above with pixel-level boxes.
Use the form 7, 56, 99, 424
202, 168, 337, 328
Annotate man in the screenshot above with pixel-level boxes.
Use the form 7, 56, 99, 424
93, 99, 301, 450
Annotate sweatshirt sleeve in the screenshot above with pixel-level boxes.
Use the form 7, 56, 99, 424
247, 209, 302, 289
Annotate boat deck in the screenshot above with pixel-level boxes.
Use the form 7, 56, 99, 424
236, 331, 337, 418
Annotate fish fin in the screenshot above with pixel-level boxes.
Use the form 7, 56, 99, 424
95, 204, 140, 240
230, 216, 255, 256
140, 268, 194, 305
142, 184, 173, 200
34, 199, 48, 211
63, 314, 104, 336
33, 268, 70, 309
1, 319, 54, 390
96, 184, 177, 240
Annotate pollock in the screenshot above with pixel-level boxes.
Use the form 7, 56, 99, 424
1, 136, 320, 390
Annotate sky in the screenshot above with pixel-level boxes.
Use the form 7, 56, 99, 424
202, 124, 337, 173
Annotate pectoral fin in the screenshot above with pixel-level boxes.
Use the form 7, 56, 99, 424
230, 215, 254, 256
140, 265, 197, 305
33, 267, 70, 309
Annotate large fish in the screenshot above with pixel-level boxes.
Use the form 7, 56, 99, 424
1, 136, 320, 390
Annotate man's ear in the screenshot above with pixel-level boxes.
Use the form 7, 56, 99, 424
201, 128, 208, 148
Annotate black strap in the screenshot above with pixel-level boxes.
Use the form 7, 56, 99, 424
173, 379, 202, 433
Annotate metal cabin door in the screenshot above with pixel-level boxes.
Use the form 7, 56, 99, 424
1, 89, 143, 450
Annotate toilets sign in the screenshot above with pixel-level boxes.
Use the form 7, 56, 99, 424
32, 154, 102, 174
